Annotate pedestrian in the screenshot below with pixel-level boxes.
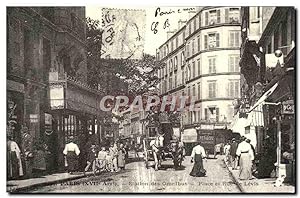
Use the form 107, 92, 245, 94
189, 141, 207, 177
84, 144, 98, 176
97, 146, 108, 172
246, 139, 256, 173
224, 142, 231, 165
236, 137, 254, 180
230, 138, 238, 170
117, 143, 126, 170
63, 136, 80, 174
32, 139, 49, 177
7, 129, 24, 180
108, 143, 119, 172
213, 143, 222, 158
20, 126, 34, 178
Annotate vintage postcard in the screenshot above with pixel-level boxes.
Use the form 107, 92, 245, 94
6, 6, 295, 193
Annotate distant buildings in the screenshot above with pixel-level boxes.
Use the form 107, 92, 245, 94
156, 7, 242, 152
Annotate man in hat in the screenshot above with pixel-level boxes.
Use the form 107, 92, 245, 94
230, 138, 238, 170
63, 136, 80, 174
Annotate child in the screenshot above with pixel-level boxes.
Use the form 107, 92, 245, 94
97, 146, 108, 172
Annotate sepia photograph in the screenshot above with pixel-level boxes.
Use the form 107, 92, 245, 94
6, 5, 296, 193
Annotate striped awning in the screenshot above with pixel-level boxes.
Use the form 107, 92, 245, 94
246, 103, 264, 127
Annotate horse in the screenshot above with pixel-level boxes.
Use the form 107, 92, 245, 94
149, 134, 164, 171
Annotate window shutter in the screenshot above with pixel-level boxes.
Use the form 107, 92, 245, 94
235, 57, 240, 72
225, 8, 229, 23
216, 108, 219, 122
229, 56, 234, 72
197, 59, 201, 76
214, 82, 216, 98
205, 12, 208, 26
197, 36, 201, 52
204, 35, 208, 49
235, 81, 239, 97
216, 33, 220, 47
205, 108, 208, 120
217, 10, 221, 23
229, 81, 234, 97
235, 32, 240, 47
213, 58, 216, 73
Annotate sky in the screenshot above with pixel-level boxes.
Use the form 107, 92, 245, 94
86, 6, 199, 56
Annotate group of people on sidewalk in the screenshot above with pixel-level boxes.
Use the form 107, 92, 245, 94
7, 126, 50, 180
224, 136, 255, 180
63, 137, 127, 176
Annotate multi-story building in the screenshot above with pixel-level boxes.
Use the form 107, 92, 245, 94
157, 7, 241, 153
233, 7, 295, 182
7, 7, 103, 172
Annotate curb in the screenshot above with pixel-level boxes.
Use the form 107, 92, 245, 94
223, 159, 245, 193
8, 172, 95, 193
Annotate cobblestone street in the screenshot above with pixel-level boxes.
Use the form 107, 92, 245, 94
29, 157, 241, 193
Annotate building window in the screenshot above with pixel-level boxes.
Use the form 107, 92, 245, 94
197, 82, 201, 100
174, 72, 177, 88
174, 56, 178, 70
205, 107, 219, 122
169, 76, 172, 90
186, 43, 190, 57
166, 44, 169, 55
188, 86, 190, 96
197, 59, 201, 76
229, 31, 240, 47
169, 59, 173, 73
181, 52, 185, 66
208, 81, 216, 98
192, 61, 195, 78
229, 80, 239, 98
192, 84, 196, 97
229, 55, 240, 72
197, 36, 201, 52
171, 40, 174, 52
176, 37, 179, 48
182, 70, 184, 84
189, 23, 192, 35
208, 57, 216, 74
205, 33, 220, 49
205, 9, 221, 26
192, 39, 195, 55
229, 8, 240, 23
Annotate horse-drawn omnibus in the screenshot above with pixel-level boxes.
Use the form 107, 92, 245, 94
143, 119, 184, 171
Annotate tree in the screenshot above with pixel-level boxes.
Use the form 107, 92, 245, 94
85, 17, 165, 97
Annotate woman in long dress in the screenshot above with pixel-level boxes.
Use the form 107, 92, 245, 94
236, 138, 254, 180
190, 142, 207, 177
117, 144, 126, 170
63, 137, 80, 174
7, 134, 24, 179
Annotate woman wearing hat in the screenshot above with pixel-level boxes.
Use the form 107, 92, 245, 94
63, 136, 80, 174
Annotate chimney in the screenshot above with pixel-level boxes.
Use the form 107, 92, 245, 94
178, 20, 187, 30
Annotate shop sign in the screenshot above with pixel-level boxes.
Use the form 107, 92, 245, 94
7, 80, 25, 93
50, 85, 64, 109
30, 114, 39, 123
198, 131, 214, 145
265, 53, 284, 68
282, 100, 294, 114
200, 124, 214, 130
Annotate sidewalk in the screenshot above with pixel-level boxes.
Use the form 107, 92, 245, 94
7, 171, 95, 193
224, 159, 295, 193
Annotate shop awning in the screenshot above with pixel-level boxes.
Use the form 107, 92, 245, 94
246, 104, 264, 127
248, 82, 279, 113
182, 128, 197, 143
229, 112, 248, 136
